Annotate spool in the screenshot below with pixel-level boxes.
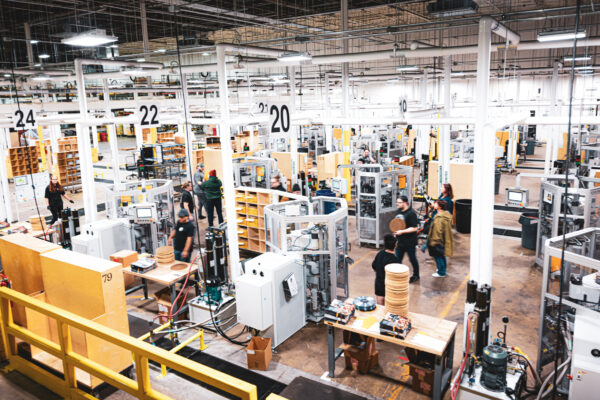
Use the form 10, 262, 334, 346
385, 263, 410, 317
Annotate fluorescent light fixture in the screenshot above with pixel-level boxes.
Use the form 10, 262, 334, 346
31, 73, 51, 81
202, 52, 210, 56
564, 56, 592, 62
62, 29, 118, 47
277, 52, 312, 63
537, 29, 586, 42
428, 0, 478, 17
38, 54, 50, 59
397, 65, 419, 72
154, 48, 167, 53
136, 58, 146, 62
110, 44, 119, 48
451, 72, 466, 77
387, 78, 400, 83
34, 63, 41, 67
3, 73, 11, 78
273, 79, 290, 83
269, 74, 287, 80
121, 67, 150, 77
30, 40, 38, 44
574, 65, 597, 70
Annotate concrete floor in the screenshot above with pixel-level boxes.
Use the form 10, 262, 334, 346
1, 142, 545, 399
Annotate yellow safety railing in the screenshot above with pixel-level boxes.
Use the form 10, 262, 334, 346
0, 287, 258, 400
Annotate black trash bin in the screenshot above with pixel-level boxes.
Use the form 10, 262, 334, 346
454, 199, 472, 234
525, 141, 535, 155
494, 170, 501, 195
518, 212, 539, 250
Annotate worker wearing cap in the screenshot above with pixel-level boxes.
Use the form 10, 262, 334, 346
193, 163, 207, 220
168, 209, 195, 262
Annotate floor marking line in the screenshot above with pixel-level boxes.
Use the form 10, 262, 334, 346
349, 250, 376, 270
439, 273, 471, 319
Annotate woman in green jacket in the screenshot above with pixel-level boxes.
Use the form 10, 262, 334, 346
201, 170, 224, 227
427, 200, 454, 277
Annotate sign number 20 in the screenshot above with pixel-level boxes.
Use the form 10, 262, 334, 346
269, 104, 290, 133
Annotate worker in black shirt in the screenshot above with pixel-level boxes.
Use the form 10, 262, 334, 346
45, 174, 74, 225
180, 181, 197, 222
372, 234, 400, 305
168, 209, 195, 262
358, 148, 375, 164
393, 195, 420, 283
270, 174, 287, 192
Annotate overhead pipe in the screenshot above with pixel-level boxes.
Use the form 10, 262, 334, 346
0, 69, 72, 76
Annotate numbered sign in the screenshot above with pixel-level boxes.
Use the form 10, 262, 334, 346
269, 103, 291, 135
137, 103, 160, 127
13, 108, 36, 130
398, 97, 408, 114
255, 101, 269, 114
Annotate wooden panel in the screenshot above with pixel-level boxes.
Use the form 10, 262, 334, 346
40, 249, 126, 321
317, 152, 344, 182
428, 161, 473, 200
427, 160, 439, 197
271, 152, 308, 180
557, 132, 569, 160
0, 234, 61, 295
450, 162, 473, 200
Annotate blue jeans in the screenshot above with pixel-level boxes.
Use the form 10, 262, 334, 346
174, 250, 191, 262
395, 245, 420, 277
433, 256, 447, 276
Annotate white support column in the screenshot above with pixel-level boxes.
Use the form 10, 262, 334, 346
180, 74, 195, 180
134, 124, 143, 149
439, 55, 452, 188
50, 125, 60, 173
24, 23, 34, 68
216, 45, 241, 280
420, 72, 428, 106
469, 17, 495, 286
341, 0, 350, 119
103, 79, 121, 189
91, 125, 99, 149
74, 62, 98, 222
289, 66, 298, 185
0, 128, 13, 222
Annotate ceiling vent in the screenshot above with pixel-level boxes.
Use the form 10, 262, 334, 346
427, 0, 478, 17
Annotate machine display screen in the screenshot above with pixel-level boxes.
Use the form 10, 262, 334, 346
136, 208, 152, 218
508, 191, 523, 202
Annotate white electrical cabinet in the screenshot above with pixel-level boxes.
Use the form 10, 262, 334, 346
72, 219, 132, 259
570, 308, 600, 399
234, 253, 306, 348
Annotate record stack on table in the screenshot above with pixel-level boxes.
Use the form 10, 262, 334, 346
385, 263, 410, 317
29, 215, 47, 232
156, 246, 175, 265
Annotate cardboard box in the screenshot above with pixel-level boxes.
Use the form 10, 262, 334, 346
110, 250, 138, 289
246, 337, 272, 371
409, 363, 434, 395
153, 287, 188, 323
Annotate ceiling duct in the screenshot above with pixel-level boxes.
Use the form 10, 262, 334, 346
427, 0, 478, 17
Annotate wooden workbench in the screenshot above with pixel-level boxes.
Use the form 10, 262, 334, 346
325, 305, 456, 400
123, 259, 201, 307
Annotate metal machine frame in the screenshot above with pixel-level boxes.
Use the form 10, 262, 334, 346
104, 179, 175, 254
356, 165, 413, 247
536, 180, 600, 265
537, 228, 600, 374
264, 197, 350, 322
232, 157, 278, 189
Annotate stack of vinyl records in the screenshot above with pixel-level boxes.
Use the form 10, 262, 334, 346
324, 299, 356, 325
385, 263, 409, 317
30, 215, 47, 232
353, 296, 376, 312
156, 246, 175, 265
379, 312, 412, 339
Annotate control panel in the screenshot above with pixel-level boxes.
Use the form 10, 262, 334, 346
505, 187, 530, 208
131, 203, 157, 224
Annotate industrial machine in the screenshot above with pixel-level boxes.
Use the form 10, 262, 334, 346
72, 219, 132, 259
536, 179, 600, 265
264, 196, 350, 322
234, 253, 306, 348
104, 179, 176, 254
232, 157, 279, 189
505, 187, 529, 208
355, 165, 413, 247
537, 228, 600, 398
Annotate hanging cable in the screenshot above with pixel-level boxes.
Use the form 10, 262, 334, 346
4, 40, 47, 241
552, 1, 581, 399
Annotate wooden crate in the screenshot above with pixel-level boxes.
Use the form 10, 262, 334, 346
0, 234, 61, 326
37, 249, 131, 388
